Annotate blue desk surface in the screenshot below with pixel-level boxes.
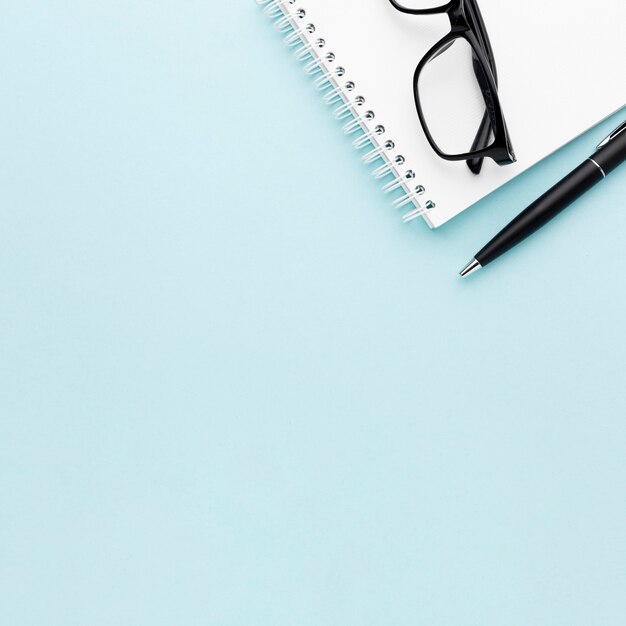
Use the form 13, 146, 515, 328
1, 2, 625, 625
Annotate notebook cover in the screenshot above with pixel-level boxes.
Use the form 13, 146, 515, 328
268, 0, 625, 227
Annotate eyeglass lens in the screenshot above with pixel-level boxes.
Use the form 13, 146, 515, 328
417, 37, 494, 156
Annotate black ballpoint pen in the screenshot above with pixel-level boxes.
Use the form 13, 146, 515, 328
460, 119, 626, 277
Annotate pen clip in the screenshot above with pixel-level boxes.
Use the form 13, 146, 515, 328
597, 120, 626, 149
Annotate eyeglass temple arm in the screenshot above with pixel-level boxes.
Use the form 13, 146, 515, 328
466, 22, 499, 173
465, 0, 498, 174
466, 111, 491, 174
466, 0, 497, 80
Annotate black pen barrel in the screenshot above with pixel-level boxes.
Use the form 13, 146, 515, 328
475, 160, 604, 267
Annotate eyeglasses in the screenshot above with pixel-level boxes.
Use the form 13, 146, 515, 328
388, 0, 516, 175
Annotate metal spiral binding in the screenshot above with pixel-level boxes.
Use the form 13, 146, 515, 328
256, 0, 435, 224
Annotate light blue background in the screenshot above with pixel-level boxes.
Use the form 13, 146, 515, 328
1, 2, 625, 625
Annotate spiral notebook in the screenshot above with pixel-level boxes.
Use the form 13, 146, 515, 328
257, 0, 625, 228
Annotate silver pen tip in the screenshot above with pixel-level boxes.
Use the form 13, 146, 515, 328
460, 258, 482, 278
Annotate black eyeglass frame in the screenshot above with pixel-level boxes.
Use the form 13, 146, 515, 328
388, 0, 516, 173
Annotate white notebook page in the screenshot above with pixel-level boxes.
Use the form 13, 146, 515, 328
286, 0, 625, 227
